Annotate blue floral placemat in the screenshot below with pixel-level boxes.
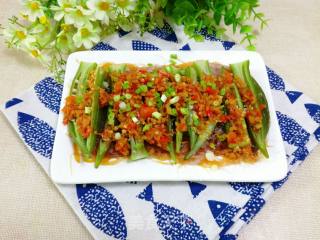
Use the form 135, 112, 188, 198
2, 24, 320, 240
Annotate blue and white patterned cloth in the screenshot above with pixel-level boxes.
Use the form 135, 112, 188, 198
2, 23, 320, 240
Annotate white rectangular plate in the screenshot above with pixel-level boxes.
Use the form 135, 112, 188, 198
50, 51, 287, 184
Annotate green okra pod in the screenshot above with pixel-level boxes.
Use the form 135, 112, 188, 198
228, 83, 251, 148
175, 131, 183, 153
68, 121, 90, 160
184, 66, 198, 84
87, 66, 105, 153
94, 105, 111, 168
129, 137, 149, 161
167, 117, 176, 163
186, 103, 198, 149
95, 140, 111, 168
76, 62, 98, 97
193, 60, 212, 77
185, 123, 216, 159
230, 60, 270, 157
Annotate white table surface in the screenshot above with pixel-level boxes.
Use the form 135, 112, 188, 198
0, 0, 319, 239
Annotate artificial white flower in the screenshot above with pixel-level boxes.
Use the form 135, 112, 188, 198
73, 22, 101, 49
87, 0, 115, 24
2, 26, 27, 42
20, 34, 39, 50
2, 26, 37, 51
20, 35, 49, 63
21, 0, 45, 21
51, 0, 77, 21
56, 24, 77, 51
63, 6, 93, 28
115, 0, 135, 17
29, 22, 56, 47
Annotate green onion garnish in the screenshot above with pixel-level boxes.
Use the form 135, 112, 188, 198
152, 111, 162, 119
169, 96, 180, 104
142, 124, 151, 132
113, 95, 121, 102
125, 93, 132, 99
84, 106, 92, 114
135, 85, 148, 94
220, 88, 226, 96
180, 107, 189, 115
122, 81, 130, 89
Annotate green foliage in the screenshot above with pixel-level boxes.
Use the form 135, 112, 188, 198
1, 0, 267, 82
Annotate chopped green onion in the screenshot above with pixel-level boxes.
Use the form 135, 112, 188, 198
146, 99, 154, 107
123, 104, 131, 112
84, 106, 92, 114
165, 86, 176, 96
131, 116, 139, 123
168, 107, 177, 116
119, 101, 126, 109
147, 81, 154, 87
122, 81, 130, 89
200, 80, 207, 89
208, 82, 217, 89
114, 132, 121, 140
174, 73, 181, 82
209, 143, 216, 149
142, 124, 151, 132
169, 96, 180, 104
134, 103, 141, 108
135, 85, 148, 94
154, 92, 162, 108
113, 95, 121, 102
161, 94, 167, 103
152, 111, 162, 119
107, 110, 115, 125
180, 107, 189, 115
220, 88, 226, 96
102, 81, 109, 89
125, 93, 132, 99
147, 63, 153, 67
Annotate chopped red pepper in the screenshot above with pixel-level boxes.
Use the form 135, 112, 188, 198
224, 71, 233, 84
227, 131, 238, 144
140, 78, 147, 84
205, 87, 218, 95
159, 70, 170, 78
259, 104, 266, 111
220, 115, 229, 123
139, 105, 157, 119
139, 69, 147, 74
159, 136, 170, 144
114, 81, 122, 93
